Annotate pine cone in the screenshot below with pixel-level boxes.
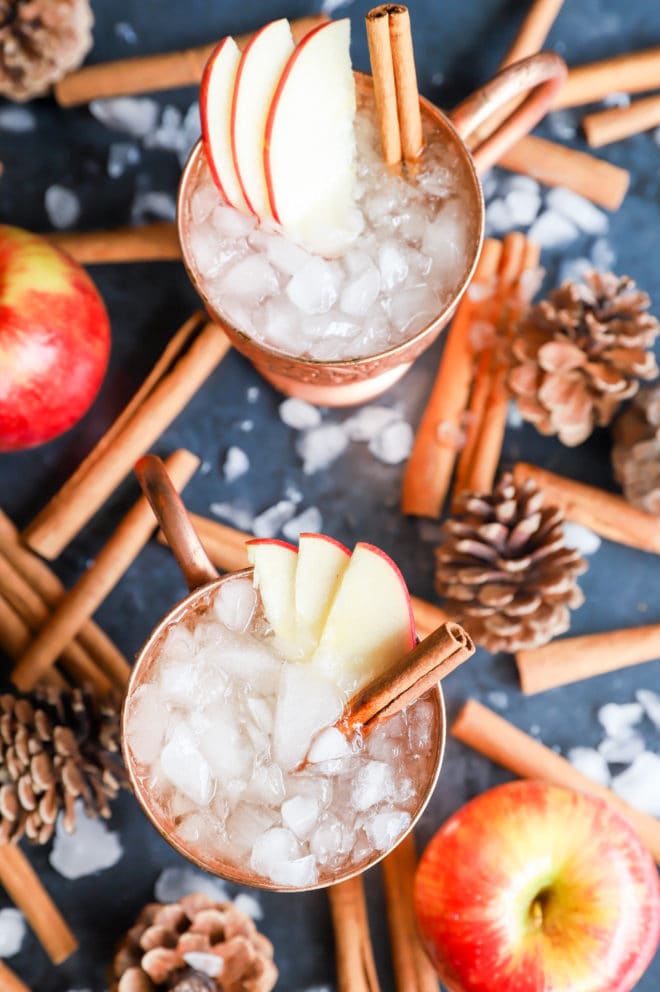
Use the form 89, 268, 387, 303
0, 687, 125, 845
435, 473, 587, 653
0, 0, 93, 101
612, 382, 660, 515
111, 893, 278, 992
508, 271, 660, 446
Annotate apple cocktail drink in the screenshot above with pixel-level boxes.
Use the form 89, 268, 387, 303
181, 18, 477, 361
124, 537, 439, 889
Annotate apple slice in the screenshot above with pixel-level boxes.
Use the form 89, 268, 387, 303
247, 539, 298, 640
314, 542, 416, 684
264, 19, 358, 255
231, 19, 294, 219
200, 37, 250, 212
295, 533, 350, 641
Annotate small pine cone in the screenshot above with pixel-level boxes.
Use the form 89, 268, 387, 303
110, 893, 278, 992
611, 382, 660, 515
0, 0, 93, 101
435, 473, 588, 653
508, 271, 660, 446
0, 686, 125, 845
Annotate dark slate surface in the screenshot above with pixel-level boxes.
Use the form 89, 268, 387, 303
1, 0, 659, 989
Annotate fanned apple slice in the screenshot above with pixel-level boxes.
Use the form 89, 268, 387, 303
231, 18, 294, 219
295, 533, 350, 642
314, 542, 416, 685
264, 19, 358, 255
200, 37, 250, 212
247, 539, 298, 639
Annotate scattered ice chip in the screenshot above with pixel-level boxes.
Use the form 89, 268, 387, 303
107, 141, 140, 178
183, 952, 223, 978
597, 702, 643, 738
214, 578, 257, 632
611, 752, 660, 816
558, 257, 593, 285
45, 185, 80, 229
223, 445, 250, 482
114, 21, 138, 44
567, 747, 611, 785
506, 402, 524, 429
547, 109, 579, 141
247, 386, 260, 403
0, 105, 35, 132
528, 211, 579, 249
308, 727, 351, 764
590, 237, 616, 270
210, 502, 254, 531
352, 761, 395, 811
279, 397, 322, 431
505, 187, 542, 227
368, 419, 413, 465
50, 802, 122, 879
90, 96, 159, 137
486, 690, 509, 710
233, 892, 263, 920
340, 263, 381, 317
0, 908, 26, 957
636, 689, 660, 731
161, 723, 214, 806
603, 92, 630, 108
563, 522, 601, 556
546, 188, 608, 235
297, 424, 348, 475
343, 406, 399, 442
273, 665, 344, 770
282, 796, 320, 839
287, 257, 339, 314
219, 256, 279, 300
144, 104, 183, 153
155, 866, 229, 903
598, 734, 645, 765
364, 810, 411, 850
252, 500, 298, 539
282, 506, 323, 541
131, 190, 176, 223
321, 0, 353, 14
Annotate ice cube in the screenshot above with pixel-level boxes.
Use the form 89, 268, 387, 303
45, 185, 80, 229
598, 734, 645, 765
389, 287, 439, 336
366, 724, 404, 763
273, 665, 345, 770
50, 801, 122, 879
0, 105, 35, 132
250, 827, 301, 875
90, 96, 159, 136
407, 699, 436, 751
364, 810, 411, 850
216, 637, 282, 695
567, 747, 611, 785
351, 761, 395, 812
257, 298, 304, 353
611, 753, 660, 815
343, 406, 399, 442
527, 211, 579, 249
287, 258, 339, 314
252, 499, 297, 539
196, 704, 252, 783
563, 522, 601, 556
266, 235, 310, 275
368, 419, 413, 465
161, 724, 214, 806
378, 240, 409, 290
597, 702, 643, 738
223, 445, 250, 482
182, 952, 223, 978
269, 855, 318, 887
125, 683, 169, 765
247, 697, 275, 734
219, 255, 279, 300
636, 689, 660, 730
154, 865, 230, 904
505, 187, 542, 227
281, 796, 320, 839
107, 141, 140, 178
212, 204, 257, 239
296, 424, 348, 475
188, 222, 227, 279
546, 188, 608, 235
282, 506, 323, 541
308, 727, 351, 764
339, 264, 381, 317
226, 804, 278, 855
214, 578, 257, 632
0, 908, 26, 957
279, 397, 322, 431
422, 208, 467, 277
210, 502, 255, 532
233, 892, 263, 920
243, 764, 286, 806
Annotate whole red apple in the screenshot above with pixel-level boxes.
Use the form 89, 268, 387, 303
0, 225, 110, 451
414, 780, 660, 992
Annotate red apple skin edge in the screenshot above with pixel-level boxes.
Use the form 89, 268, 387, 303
414, 780, 660, 992
298, 532, 351, 557
200, 38, 238, 208
246, 538, 298, 553
0, 225, 110, 452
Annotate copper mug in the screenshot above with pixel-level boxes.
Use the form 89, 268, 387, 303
177, 52, 566, 406
122, 456, 446, 891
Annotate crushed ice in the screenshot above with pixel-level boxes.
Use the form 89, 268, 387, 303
223, 446, 250, 483
155, 866, 230, 904
282, 506, 323, 541
49, 802, 122, 879
45, 185, 80, 229
252, 500, 297, 538
563, 522, 601, 556
90, 97, 159, 137
0, 106, 35, 132
210, 502, 254, 532
297, 425, 348, 475
567, 747, 610, 786
0, 908, 26, 957
280, 398, 322, 431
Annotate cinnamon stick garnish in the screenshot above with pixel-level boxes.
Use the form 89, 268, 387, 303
583, 94, 660, 148
516, 622, 660, 695
366, 5, 423, 164
401, 239, 502, 517
328, 875, 381, 992
501, 0, 565, 67
366, 7, 401, 165
512, 462, 660, 554
54, 14, 328, 106
498, 135, 630, 211
12, 449, 200, 693
0, 961, 30, 992
452, 699, 660, 864
382, 833, 439, 992
553, 47, 660, 111
24, 317, 229, 560
344, 622, 474, 733
44, 222, 180, 265
160, 511, 450, 638
0, 843, 77, 964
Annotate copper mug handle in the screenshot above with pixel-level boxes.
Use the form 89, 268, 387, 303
448, 51, 567, 173
135, 454, 219, 591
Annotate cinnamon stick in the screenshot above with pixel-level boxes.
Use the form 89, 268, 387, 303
516, 622, 660, 695
553, 47, 660, 111
583, 94, 660, 148
44, 222, 181, 264
382, 832, 439, 992
512, 462, 660, 554
0, 961, 30, 992
328, 875, 381, 992
0, 843, 77, 964
498, 135, 630, 211
344, 622, 473, 732
24, 317, 229, 560
388, 5, 424, 161
0, 509, 130, 690
12, 449, 199, 693
501, 0, 565, 68
0, 597, 67, 690
366, 6, 402, 165
401, 239, 502, 517
54, 14, 328, 106
452, 699, 660, 864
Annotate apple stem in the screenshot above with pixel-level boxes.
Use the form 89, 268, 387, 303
530, 899, 544, 929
